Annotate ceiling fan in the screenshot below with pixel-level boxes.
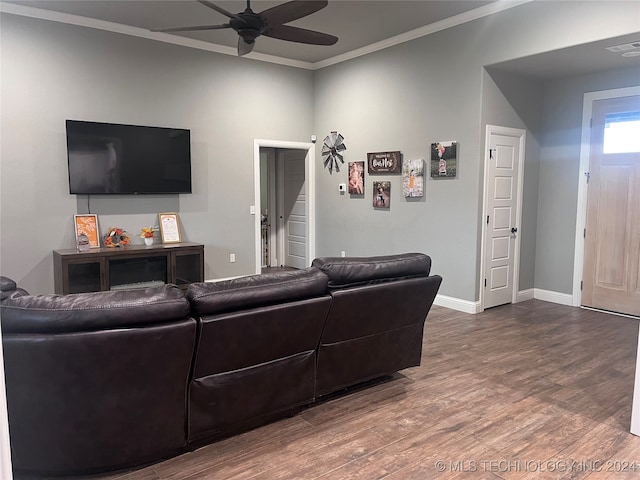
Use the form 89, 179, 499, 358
152, 0, 338, 56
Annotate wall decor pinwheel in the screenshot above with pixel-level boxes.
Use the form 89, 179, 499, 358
321, 131, 347, 173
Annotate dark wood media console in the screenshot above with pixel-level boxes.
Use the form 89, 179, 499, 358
53, 242, 204, 294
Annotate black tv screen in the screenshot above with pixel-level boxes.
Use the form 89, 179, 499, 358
66, 120, 192, 194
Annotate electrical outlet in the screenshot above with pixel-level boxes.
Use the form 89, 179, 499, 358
230, 253, 236, 263
341, 251, 346, 257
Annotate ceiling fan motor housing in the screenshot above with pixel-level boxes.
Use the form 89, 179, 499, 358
231, 11, 265, 44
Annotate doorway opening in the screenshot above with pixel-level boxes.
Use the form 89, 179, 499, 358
253, 139, 316, 275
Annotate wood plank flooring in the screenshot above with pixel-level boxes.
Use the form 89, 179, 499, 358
18, 300, 640, 479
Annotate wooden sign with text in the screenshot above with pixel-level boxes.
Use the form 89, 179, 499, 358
367, 151, 401, 174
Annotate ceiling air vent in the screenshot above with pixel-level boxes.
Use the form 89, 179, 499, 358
606, 42, 640, 53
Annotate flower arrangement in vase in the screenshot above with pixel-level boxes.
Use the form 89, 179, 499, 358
140, 227, 154, 246
104, 227, 130, 247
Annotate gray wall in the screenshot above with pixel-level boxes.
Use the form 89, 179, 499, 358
312, 0, 640, 302
0, 14, 313, 293
535, 67, 640, 294
1, 1, 638, 302
481, 68, 544, 293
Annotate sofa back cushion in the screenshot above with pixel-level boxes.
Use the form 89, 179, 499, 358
311, 253, 431, 289
187, 267, 328, 316
1, 285, 190, 333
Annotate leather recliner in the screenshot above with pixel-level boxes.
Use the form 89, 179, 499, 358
312, 253, 442, 396
185, 267, 331, 445
1, 285, 196, 475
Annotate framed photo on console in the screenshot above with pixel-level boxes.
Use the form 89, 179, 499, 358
159, 212, 182, 244
74, 214, 100, 248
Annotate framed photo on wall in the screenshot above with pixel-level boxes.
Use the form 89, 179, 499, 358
373, 181, 391, 209
403, 159, 424, 198
158, 212, 182, 244
430, 141, 458, 178
348, 161, 365, 195
74, 214, 100, 248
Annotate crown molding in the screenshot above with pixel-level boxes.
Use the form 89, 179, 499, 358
1, 0, 533, 71
312, 0, 533, 70
0, 2, 315, 70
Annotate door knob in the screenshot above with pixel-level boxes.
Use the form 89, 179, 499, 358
511, 227, 518, 234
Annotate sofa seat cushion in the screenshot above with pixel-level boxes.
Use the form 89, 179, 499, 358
311, 253, 431, 289
1, 285, 190, 333
187, 267, 328, 316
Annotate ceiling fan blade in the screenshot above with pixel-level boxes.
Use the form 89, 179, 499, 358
260, 1, 328, 26
264, 24, 337, 45
238, 36, 255, 56
152, 24, 230, 33
198, 0, 244, 22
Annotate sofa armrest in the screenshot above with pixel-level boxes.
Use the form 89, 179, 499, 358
0, 276, 29, 303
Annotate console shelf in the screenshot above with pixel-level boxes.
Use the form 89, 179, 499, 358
53, 242, 204, 294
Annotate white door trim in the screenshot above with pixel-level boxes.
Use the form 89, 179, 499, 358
254, 139, 315, 274
572, 86, 640, 307
480, 124, 526, 311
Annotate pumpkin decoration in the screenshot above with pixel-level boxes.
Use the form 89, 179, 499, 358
104, 227, 130, 247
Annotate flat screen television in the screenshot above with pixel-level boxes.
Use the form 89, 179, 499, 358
66, 120, 192, 194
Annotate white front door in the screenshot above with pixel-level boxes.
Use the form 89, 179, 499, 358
482, 126, 525, 309
278, 149, 307, 269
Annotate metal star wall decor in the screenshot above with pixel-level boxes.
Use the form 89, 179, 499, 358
321, 131, 346, 173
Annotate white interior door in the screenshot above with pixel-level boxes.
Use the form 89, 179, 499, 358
582, 95, 640, 316
482, 126, 525, 310
277, 149, 307, 269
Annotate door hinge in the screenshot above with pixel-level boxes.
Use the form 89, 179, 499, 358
583, 228, 586, 238
585, 172, 590, 184
489, 149, 495, 159
484, 278, 487, 288
580, 280, 583, 291
487, 215, 489, 225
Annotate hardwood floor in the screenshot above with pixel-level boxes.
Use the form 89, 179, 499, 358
20, 300, 640, 479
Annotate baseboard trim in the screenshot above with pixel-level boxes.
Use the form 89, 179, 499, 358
533, 288, 573, 306
434, 294, 482, 314
517, 288, 535, 302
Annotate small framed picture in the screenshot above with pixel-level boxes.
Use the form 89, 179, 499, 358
158, 212, 182, 244
373, 181, 391, 209
403, 159, 424, 198
74, 214, 100, 248
348, 161, 365, 195
431, 141, 458, 178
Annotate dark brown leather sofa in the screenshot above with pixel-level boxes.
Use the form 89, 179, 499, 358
0, 253, 441, 476
185, 268, 332, 446
311, 254, 442, 396
1, 284, 196, 475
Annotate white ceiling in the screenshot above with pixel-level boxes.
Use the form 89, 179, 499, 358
2, 0, 640, 76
